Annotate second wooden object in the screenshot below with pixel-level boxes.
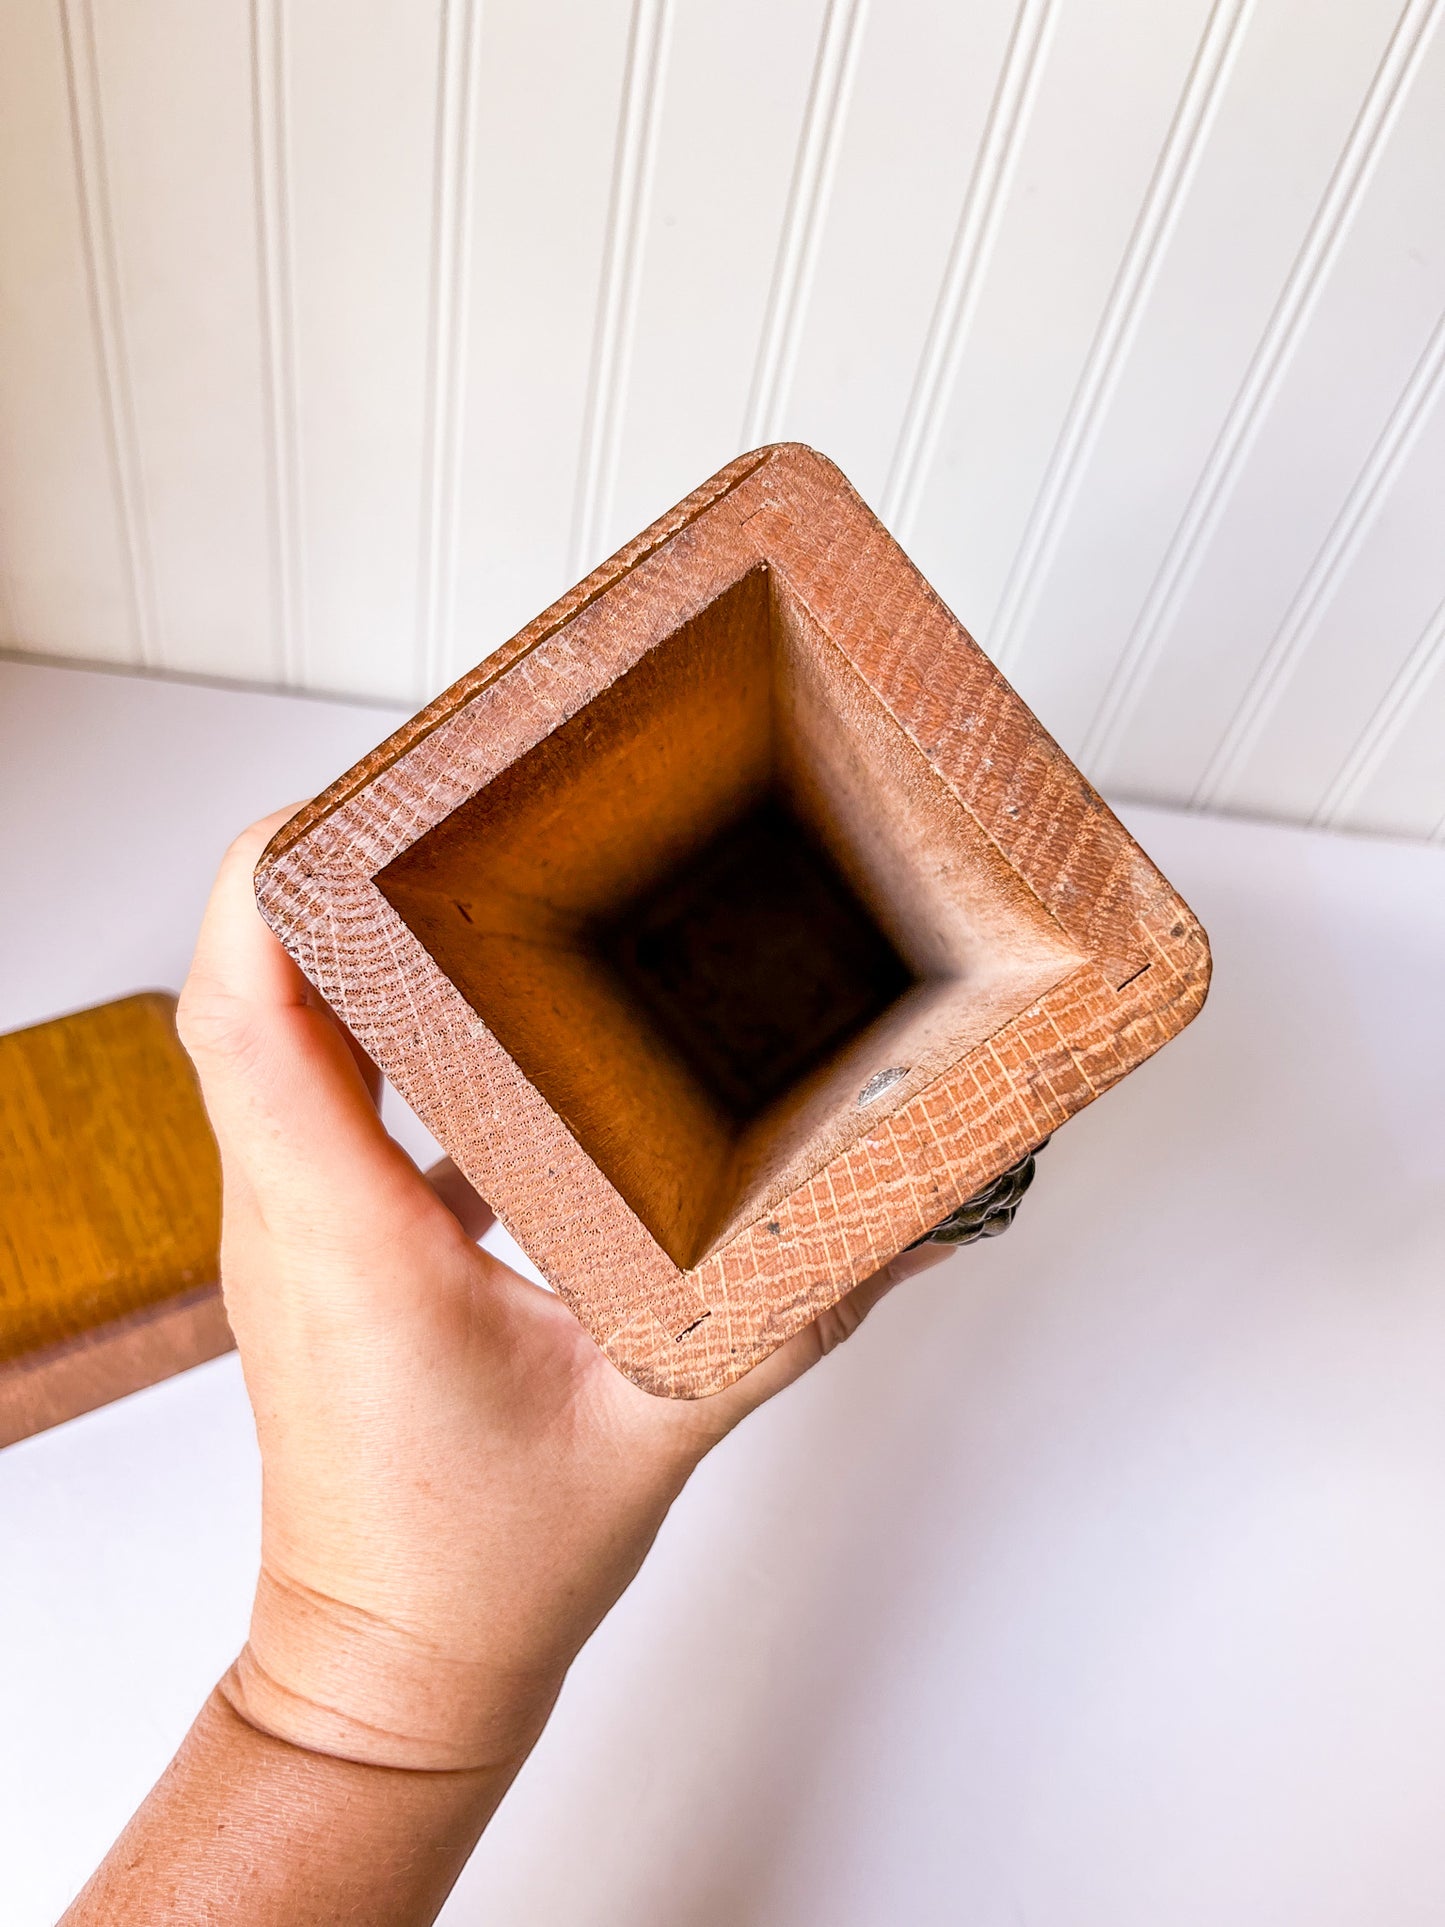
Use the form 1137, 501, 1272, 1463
0, 993, 228, 1446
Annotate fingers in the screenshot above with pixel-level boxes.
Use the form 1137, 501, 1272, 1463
424, 1158, 496, 1244
180, 811, 309, 1026
341, 1029, 385, 1110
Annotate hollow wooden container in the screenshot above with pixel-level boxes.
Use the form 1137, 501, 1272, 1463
255, 445, 1210, 1397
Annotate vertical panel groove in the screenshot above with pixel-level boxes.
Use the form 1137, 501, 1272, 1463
1080, 0, 1441, 778
417, 0, 482, 698
3, 0, 1442, 840
741, 0, 869, 448
0, 521, 22, 649
1195, 303, 1445, 808
988, 0, 1256, 669
1312, 586, 1445, 830
881, 0, 1057, 535
569, 0, 671, 582
250, 0, 306, 685
59, 0, 158, 668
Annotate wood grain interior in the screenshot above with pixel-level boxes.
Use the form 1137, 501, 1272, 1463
379, 563, 1085, 1268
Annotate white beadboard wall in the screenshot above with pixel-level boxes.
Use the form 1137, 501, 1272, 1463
0, 0, 1442, 839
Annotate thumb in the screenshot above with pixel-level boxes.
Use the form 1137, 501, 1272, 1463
178, 813, 441, 1247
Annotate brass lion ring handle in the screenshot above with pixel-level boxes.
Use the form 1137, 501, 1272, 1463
911, 1138, 1049, 1250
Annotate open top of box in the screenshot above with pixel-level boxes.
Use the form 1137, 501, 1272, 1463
256, 445, 1209, 1396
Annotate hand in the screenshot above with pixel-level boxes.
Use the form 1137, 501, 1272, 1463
177, 812, 946, 1776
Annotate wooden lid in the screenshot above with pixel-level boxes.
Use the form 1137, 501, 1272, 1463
0, 992, 228, 1443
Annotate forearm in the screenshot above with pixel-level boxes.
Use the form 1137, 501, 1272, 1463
61, 1676, 520, 1927
74, 817, 913, 1922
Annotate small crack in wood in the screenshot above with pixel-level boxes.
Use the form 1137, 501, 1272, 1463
1114, 961, 1154, 991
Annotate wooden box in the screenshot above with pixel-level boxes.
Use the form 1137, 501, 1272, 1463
256, 445, 1209, 1396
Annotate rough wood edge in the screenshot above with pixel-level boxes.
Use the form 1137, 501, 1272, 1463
260, 446, 775, 868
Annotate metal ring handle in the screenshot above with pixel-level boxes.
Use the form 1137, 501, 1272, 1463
910, 1138, 1049, 1249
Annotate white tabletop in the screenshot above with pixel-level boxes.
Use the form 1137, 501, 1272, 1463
2, 655, 1443, 1927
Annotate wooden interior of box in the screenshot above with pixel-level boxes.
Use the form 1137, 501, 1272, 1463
378, 564, 1082, 1268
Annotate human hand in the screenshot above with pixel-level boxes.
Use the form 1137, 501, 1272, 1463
177, 811, 947, 1778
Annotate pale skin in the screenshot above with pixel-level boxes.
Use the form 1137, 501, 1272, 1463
63, 812, 946, 1925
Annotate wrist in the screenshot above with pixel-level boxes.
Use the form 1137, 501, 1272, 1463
232, 1565, 563, 1773
63, 1685, 509, 1926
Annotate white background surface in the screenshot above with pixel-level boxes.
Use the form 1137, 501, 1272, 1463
2, 655, 1444, 1923
2, 0, 1445, 837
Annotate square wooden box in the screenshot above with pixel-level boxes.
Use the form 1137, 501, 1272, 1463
256, 445, 1209, 1397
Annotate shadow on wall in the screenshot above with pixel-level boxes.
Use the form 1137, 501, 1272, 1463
445, 814, 1445, 1927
